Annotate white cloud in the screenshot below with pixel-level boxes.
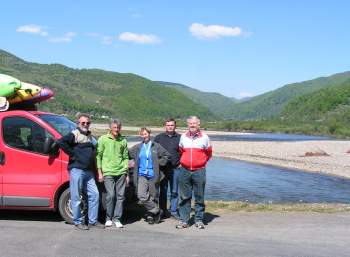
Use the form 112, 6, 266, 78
101, 36, 113, 45
86, 32, 100, 37
237, 92, 255, 99
131, 13, 141, 19
86, 33, 114, 45
49, 32, 76, 43
190, 23, 243, 39
16, 24, 48, 36
118, 32, 161, 44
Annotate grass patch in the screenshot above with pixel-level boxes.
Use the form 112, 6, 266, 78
205, 201, 350, 213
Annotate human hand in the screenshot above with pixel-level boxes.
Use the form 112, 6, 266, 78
126, 175, 130, 187
98, 169, 104, 182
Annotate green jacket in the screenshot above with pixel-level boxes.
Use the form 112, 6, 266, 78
96, 133, 128, 176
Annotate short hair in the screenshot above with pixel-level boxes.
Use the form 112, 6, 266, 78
109, 118, 121, 128
187, 116, 200, 124
77, 113, 91, 122
140, 127, 151, 134
164, 117, 176, 125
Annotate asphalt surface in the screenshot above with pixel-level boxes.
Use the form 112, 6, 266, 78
0, 210, 349, 257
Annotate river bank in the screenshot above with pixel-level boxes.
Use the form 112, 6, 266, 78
91, 124, 350, 179
212, 140, 350, 179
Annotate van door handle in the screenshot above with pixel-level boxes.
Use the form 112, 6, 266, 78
0, 151, 5, 165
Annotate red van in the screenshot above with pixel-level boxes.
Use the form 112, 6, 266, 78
0, 110, 102, 223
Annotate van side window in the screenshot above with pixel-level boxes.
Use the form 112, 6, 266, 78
2, 116, 54, 154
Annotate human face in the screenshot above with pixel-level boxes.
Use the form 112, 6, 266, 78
165, 121, 176, 134
141, 130, 151, 143
188, 118, 200, 134
78, 116, 91, 132
110, 123, 121, 138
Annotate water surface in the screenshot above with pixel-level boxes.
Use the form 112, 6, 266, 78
205, 158, 350, 203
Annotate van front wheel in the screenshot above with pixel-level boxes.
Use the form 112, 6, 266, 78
58, 188, 88, 224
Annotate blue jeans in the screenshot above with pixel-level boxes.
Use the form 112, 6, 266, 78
159, 168, 180, 215
69, 168, 99, 225
178, 167, 206, 224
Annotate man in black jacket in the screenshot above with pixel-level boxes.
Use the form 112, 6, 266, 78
56, 114, 100, 230
154, 118, 181, 219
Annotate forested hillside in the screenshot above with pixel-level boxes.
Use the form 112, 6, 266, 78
228, 71, 350, 120
0, 50, 216, 123
281, 79, 350, 135
156, 81, 236, 117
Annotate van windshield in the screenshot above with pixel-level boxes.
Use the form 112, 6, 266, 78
37, 114, 77, 136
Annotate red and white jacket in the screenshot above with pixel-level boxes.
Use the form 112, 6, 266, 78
179, 130, 212, 171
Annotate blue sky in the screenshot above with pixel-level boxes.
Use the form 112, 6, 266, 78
1, 0, 350, 98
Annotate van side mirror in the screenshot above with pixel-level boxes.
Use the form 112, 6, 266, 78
43, 137, 59, 155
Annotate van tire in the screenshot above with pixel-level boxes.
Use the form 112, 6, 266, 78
58, 188, 87, 224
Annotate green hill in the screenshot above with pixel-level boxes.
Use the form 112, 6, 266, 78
0, 50, 216, 123
280, 79, 350, 135
155, 81, 236, 117
229, 71, 350, 120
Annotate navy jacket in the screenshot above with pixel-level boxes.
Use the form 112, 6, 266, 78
154, 132, 181, 169
57, 128, 97, 171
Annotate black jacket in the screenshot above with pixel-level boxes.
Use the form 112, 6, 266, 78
57, 128, 97, 171
154, 132, 181, 169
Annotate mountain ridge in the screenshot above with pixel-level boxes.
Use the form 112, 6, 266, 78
0, 49, 216, 123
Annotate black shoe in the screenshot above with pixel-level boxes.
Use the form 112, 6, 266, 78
75, 224, 89, 230
154, 209, 163, 224
88, 222, 104, 229
147, 216, 155, 225
162, 210, 171, 219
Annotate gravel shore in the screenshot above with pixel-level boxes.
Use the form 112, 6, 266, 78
212, 140, 350, 179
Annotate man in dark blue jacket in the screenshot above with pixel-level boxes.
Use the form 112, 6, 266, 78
57, 114, 99, 230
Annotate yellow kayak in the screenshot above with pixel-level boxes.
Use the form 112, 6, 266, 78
8, 82, 41, 104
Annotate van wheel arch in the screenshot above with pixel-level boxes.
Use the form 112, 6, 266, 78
58, 188, 88, 224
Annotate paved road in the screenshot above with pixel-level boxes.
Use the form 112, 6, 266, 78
0, 210, 349, 257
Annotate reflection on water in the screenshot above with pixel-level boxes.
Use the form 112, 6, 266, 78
206, 158, 350, 203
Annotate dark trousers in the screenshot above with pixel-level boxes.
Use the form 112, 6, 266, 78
159, 168, 180, 215
178, 167, 206, 224
104, 174, 126, 222
137, 176, 160, 214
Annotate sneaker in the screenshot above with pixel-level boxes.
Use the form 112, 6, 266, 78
154, 209, 163, 224
195, 221, 205, 229
75, 223, 89, 230
114, 220, 124, 228
88, 222, 104, 229
105, 220, 113, 227
175, 222, 189, 229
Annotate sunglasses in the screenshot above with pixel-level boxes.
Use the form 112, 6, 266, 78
80, 122, 91, 126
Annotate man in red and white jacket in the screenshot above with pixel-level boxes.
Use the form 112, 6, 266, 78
176, 116, 212, 229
